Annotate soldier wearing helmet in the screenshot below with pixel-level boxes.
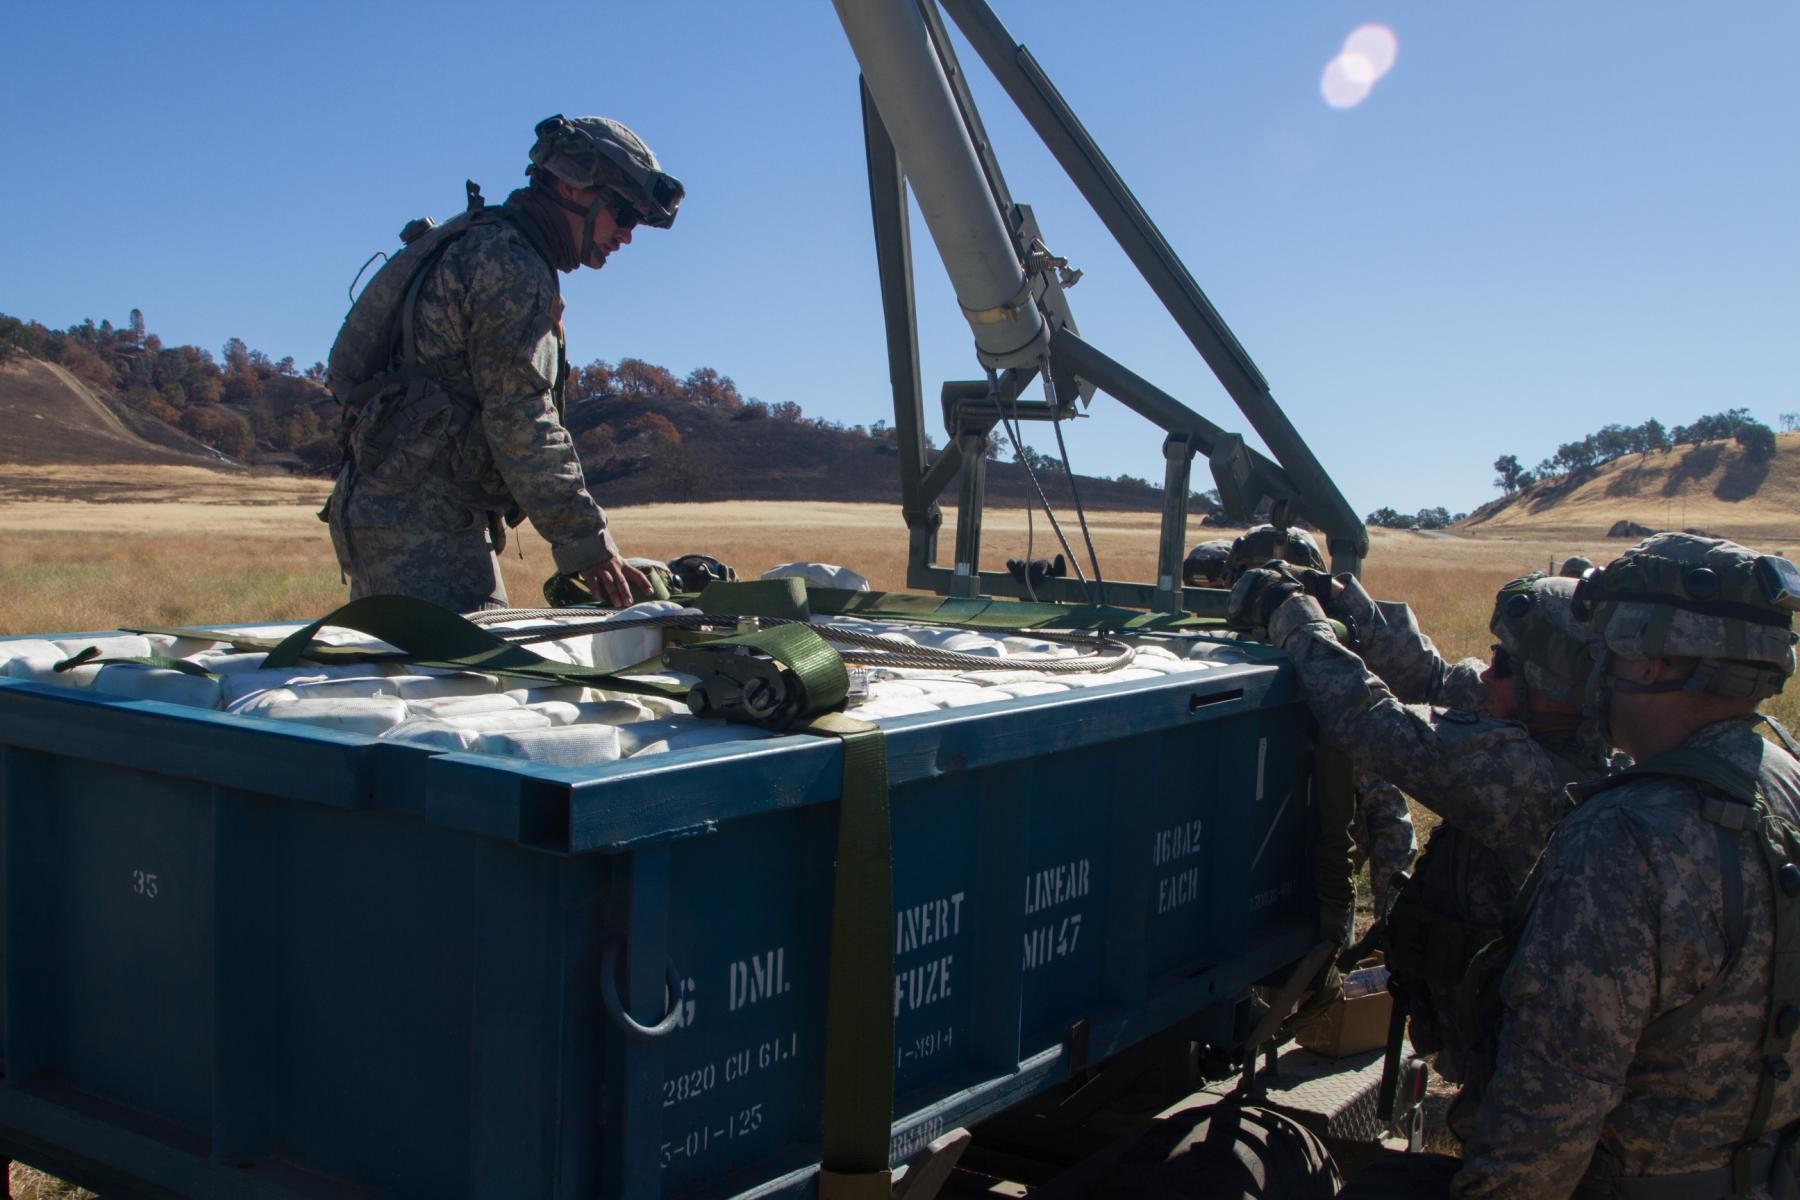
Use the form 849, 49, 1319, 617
324, 114, 683, 612
1227, 565, 1613, 1101
1454, 535, 1800, 1199
1182, 538, 1234, 588
1558, 553, 1594, 578
1225, 525, 1419, 926
1224, 523, 1327, 582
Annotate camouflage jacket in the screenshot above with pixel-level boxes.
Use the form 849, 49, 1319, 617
1333, 575, 1487, 711
1268, 592, 1611, 1079
346, 210, 615, 575
1455, 718, 1800, 1198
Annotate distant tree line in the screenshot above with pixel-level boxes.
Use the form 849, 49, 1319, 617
0, 310, 775, 474
1365, 505, 1466, 531
1492, 408, 1780, 495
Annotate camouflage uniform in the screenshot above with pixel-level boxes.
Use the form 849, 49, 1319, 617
327, 212, 616, 612
326, 115, 681, 614
1264, 579, 1611, 1083
1456, 535, 1800, 1199
1226, 531, 1420, 913
1455, 721, 1800, 1199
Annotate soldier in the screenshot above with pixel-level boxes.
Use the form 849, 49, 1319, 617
1227, 566, 1611, 1092
324, 115, 682, 612
1453, 535, 1800, 1198
1559, 554, 1594, 578
1227, 525, 1419, 920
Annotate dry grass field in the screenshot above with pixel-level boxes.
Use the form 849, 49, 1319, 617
0, 462, 1795, 1197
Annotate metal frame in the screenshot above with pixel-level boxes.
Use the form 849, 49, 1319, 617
863, 0, 1368, 614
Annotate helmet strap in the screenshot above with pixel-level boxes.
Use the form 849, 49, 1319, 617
533, 177, 609, 267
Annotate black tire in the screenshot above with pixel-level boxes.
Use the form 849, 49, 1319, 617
1090, 1101, 1342, 1199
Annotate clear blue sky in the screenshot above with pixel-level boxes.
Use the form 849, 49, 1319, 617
4, 1, 1795, 518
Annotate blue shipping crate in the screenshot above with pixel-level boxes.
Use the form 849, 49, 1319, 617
0, 630, 1320, 1198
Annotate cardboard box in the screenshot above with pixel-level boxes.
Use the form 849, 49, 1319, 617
1294, 985, 1393, 1058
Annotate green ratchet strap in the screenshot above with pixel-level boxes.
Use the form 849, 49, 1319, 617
806, 710, 895, 1198
251, 596, 690, 701
696, 577, 811, 621
51, 647, 218, 678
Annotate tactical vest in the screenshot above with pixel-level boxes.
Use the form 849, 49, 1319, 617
1459, 718, 1800, 1198
1383, 740, 1595, 1077
328, 189, 566, 482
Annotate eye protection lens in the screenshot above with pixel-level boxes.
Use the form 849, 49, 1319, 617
1570, 567, 1604, 622
606, 195, 642, 231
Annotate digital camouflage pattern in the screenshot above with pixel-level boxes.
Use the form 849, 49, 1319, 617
1586, 533, 1797, 685
1333, 575, 1489, 712
327, 215, 618, 612
1455, 718, 1800, 1198
1352, 760, 1416, 918
1267, 590, 1611, 1082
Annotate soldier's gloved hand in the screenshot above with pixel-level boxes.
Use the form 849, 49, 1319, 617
579, 555, 651, 609
1294, 568, 1339, 607
1226, 566, 1305, 631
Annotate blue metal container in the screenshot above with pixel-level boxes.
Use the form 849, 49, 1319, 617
0, 632, 1319, 1198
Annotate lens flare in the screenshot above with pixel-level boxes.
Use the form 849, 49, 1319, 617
1345, 24, 1398, 77
1320, 24, 1398, 109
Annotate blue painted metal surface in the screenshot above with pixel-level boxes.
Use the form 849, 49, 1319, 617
0, 634, 1320, 1198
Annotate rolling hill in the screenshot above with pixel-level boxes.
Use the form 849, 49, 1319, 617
1460, 433, 1800, 543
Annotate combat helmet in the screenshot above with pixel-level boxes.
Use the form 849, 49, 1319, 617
1489, 574, 1604, 713
529, 115, 683, 227
1183, 538, 1234, 587
1225, 524, 1325, 582
1559, 555, 1594, 578
1572, 533, 1799, 702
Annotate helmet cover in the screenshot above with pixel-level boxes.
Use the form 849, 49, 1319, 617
1488, 574, 1603, 709
1576, 533, 1797, 689
1226, 524, 1325, 581
528, 114, 684, 228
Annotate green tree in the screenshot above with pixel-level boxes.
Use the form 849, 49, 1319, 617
1493, 453, 1524, 492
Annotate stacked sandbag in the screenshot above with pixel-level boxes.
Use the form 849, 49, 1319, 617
1, 609, 1223, 768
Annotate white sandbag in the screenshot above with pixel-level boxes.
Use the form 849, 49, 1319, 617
626, 692, 693, 719
404, 693, 520, 721
991, 680, 1070, 698
4, 656, 100, 688
518, 700, 581, 726
618, 719, 774, 758
573, 601, 693, 672
0, 638, 64, 670
1000, 635, 1071, 656
220, 664, 401, 706
392, 673, 499, 700
504, 684, 600, 706
227, 688, 298, 717
864, 680, 925, 701
1130, 644, 1180, 661
142, 633, 230, 658
848, 697, 938, 720
760, 562, 871, 592
1060, 667, 1161, 688
93, 664, 223, 710
905, 627, 1006, 657
418, 708, 554, 735
483, 622, 592, 666
260, 697, 408, 736
925, 689, 1006, 710
50, 634, 154, 660
474, 724, 622, 767
190, 651, 275, 675
380, 718, 482, 752
531, 699, 650, 726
